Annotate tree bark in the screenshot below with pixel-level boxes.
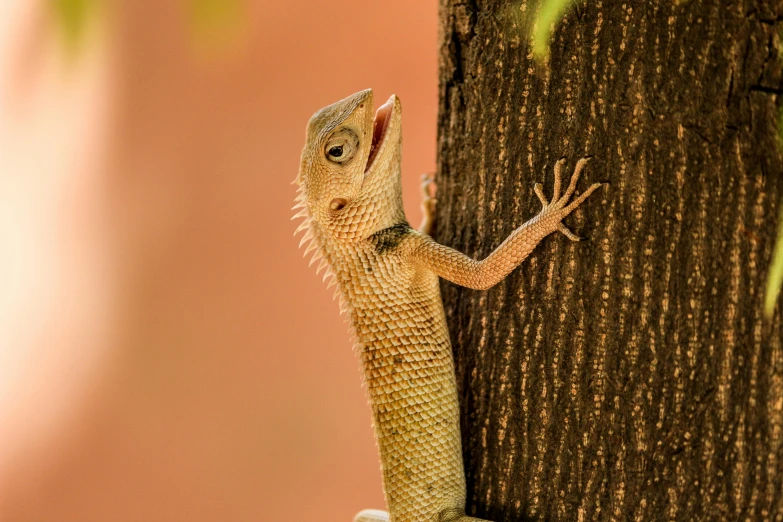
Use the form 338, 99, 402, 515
436, 1, 783, 520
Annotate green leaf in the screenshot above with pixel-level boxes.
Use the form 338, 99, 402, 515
531, 0, 577, 60
187, 0, 243, 46
764, 107, 783, 319
51, 0, 99, 55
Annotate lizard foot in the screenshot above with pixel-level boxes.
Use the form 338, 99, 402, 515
418, 173, 437, 235
353, 509, 389, 522
533, 157, 603, 241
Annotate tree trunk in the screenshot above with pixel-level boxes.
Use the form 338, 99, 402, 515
436, 1, 783, 520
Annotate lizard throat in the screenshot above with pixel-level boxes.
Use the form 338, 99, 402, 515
365, 97, 393, 173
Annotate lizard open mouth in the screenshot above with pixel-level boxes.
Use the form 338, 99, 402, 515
365, 96, 394, 173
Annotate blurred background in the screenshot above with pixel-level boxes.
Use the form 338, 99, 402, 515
0, 1, 437, 520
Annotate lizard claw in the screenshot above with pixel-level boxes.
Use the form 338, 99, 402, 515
563, 156, 590, 202
533, 182, 549, 207
420, 173, 436, 199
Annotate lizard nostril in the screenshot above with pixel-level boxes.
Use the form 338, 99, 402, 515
330, 198, 347, 211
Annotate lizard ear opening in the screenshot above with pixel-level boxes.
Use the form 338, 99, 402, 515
329, 198, 348, 211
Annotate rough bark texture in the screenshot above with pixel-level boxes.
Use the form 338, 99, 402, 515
436, 1, 783, 520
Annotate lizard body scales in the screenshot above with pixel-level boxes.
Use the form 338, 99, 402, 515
294, 90, 602, 522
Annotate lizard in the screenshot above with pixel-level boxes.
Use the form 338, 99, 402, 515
293, 89, 603, 522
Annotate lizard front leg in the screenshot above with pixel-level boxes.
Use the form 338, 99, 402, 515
410, 157, 603, 290
419, 173, 437, 235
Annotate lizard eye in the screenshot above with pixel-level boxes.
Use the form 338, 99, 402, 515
325, 128, 359, 164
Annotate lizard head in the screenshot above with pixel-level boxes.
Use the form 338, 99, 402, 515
295, 89, 404, 243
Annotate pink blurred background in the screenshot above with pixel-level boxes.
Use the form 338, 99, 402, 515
0, 2, 437, 521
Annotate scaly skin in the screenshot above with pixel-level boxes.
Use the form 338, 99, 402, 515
294, 90, 603, 522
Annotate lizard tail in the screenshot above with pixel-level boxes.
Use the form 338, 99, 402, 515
353, 509, 389, 522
